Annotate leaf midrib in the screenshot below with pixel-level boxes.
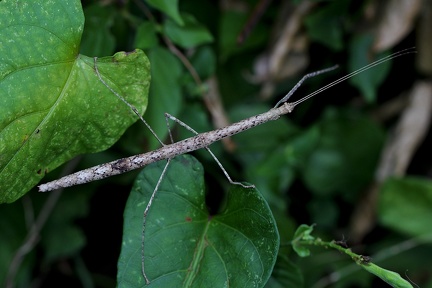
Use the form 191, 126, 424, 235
184, 219, 211, 287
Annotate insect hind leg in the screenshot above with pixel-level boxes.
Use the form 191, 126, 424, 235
165, 113, 254, 189
141, 158, 172, 284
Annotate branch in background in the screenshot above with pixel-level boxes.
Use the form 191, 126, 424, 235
133, 0, 236, 151
6, 157, 82, 288
161, 35, 237, 152
237, 0, 273, 44
259, 0, 315, 99
350, 81, 432, 241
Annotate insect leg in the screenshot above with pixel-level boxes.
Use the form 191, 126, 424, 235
165, 113, 254, 189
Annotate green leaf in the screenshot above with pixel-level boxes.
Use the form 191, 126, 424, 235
284, 125, 320, 169
218, 11, 268, 60
292, 224, 315, 257
245, 148, 296, 212
301, 108, 384, 197
190, 46, 216, 80
144, 47, 183, 150
80, 4, 116, 57
135, 21, 159, 50
304, 1, 349, 51
265, 255, 304, 288
41, 191, 92, 263
0, 202, 34, 286
145, 0, 184, 26
243, 146, 298, 247
379, 177, 432, 240
0, 1, 150, 203
118, 155, 279, 287
360, 262, 413, 288
348, 34, 391, 103
163, 13, 213, 48
42, 225, 85, 263
308, 198, 339, 228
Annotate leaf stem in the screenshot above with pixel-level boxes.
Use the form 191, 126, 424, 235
299, 238, 370, 265
296, 235, 414, 288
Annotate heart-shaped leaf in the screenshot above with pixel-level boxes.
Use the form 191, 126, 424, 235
0, 1, 150, 203
118, 154, 279, 287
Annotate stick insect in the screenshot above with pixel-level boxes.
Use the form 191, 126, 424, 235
38, 47, 415, 283
38, 48, 415, 192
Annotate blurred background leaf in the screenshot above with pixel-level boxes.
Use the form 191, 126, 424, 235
379, 177, 432, 239
163, 13, 213, 48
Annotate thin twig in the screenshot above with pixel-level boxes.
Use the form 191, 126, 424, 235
131, 0, 155, 22
6, 157, 81, 288
132, 0, 235, 151
161, 35, 236, 151
237, 0, 273, 44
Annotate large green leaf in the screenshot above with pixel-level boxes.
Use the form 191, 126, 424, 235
118, 154, 279, 287
0, 1, 150, 203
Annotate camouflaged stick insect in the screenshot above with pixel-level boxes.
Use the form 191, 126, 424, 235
36, 67, 319, 192
38, 48, 416, 193
38, 48, 416, 283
